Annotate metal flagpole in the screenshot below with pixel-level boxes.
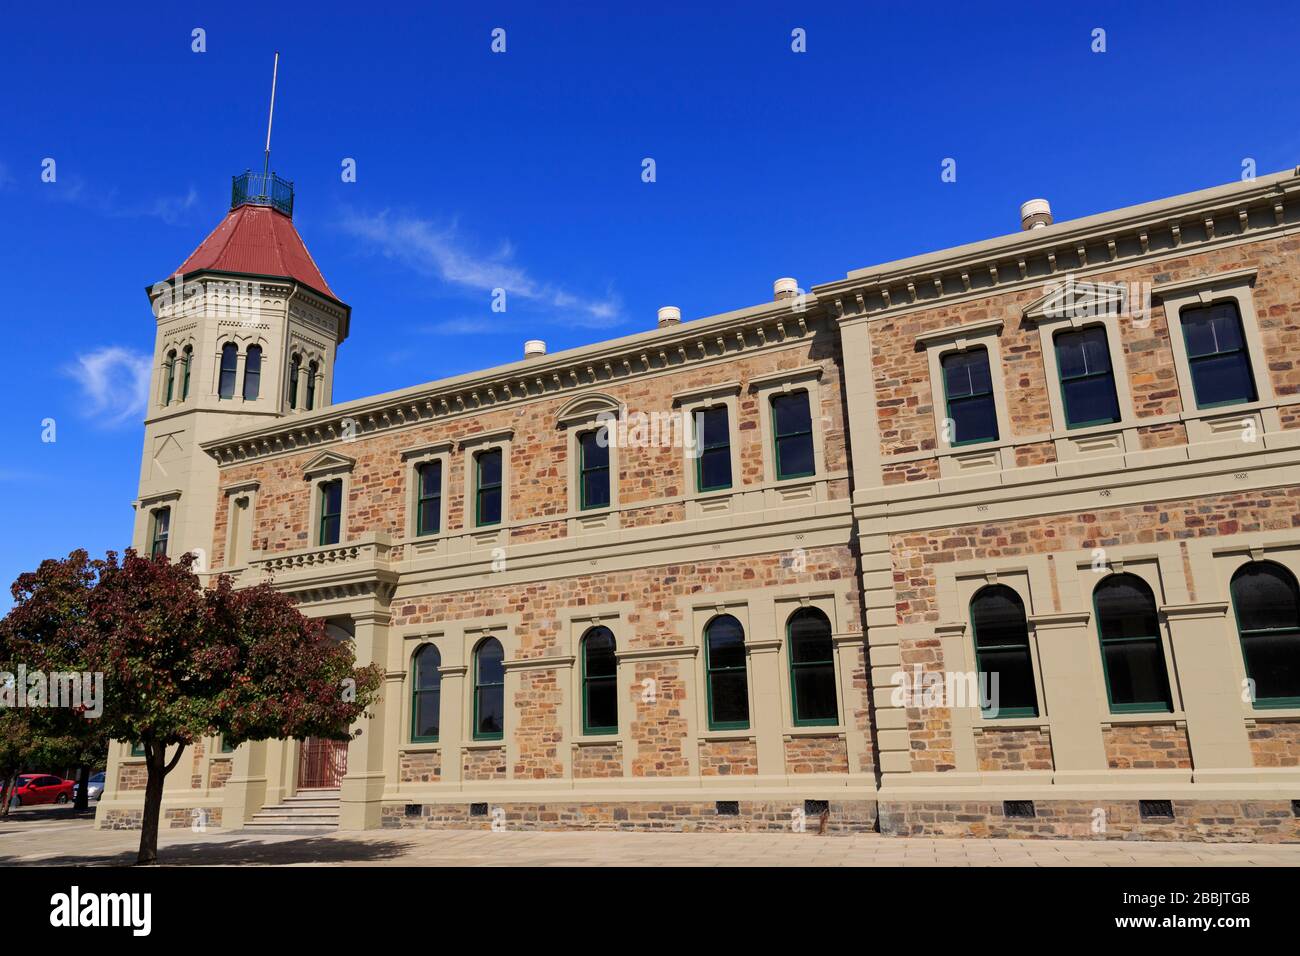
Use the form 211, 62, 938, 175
261, 51, 280, 189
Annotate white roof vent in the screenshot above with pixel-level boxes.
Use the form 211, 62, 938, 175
657, 306, 681, 328
773, 277, 799, 301
523, 339, 547, 359
1020, 198, 1053, 231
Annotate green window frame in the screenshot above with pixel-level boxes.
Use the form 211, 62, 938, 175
410, 644, 442, 743
1180, 302, 1257, 409
475, 448, 503, 527
578, 428, 611, 510
580, 627, 618, 735
771, 391, 815, 481
787, 608, 838, 726
220, 736, 236, 754
130, 742, 146, 757
472, 637, 505, 740
1094, 574, 1172, 714
941, 347, 999, 446
970, 585, 1038, 718
242, 345, 262, 401
694, 405, 732, 492
317, 479, 342, 546
181, 345, 192, 400
305, 361, 318, 410
1231, 561, 1300, 709
1054, 325, 1121, 428
288, 353, 300, 409
163, 350, 177, 404
218, 343, 238, 399
415, 460, 442, 536
704, 614, 750, 730
149, 507, 170, 557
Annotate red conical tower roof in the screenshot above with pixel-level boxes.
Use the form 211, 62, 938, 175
171, 202, 338, 302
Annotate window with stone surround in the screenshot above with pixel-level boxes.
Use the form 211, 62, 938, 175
149, 506, 170, 557
772, 391, 816, 480
705, 614, 750, 730
180, 345, 191, 400
303, 451, 354, 551
1231, 561, 1300, 708
162, 349, 177, 406
580, 627, 618, 735
416, 460, 443, 535
940, 347, 999, 445
317, 480, 342, 546
749, 366, 826, 484
787, 607, 837, 726
578, 427, 611, 510
1180, 302, 1257, 409
970, 585, 1038, 718
459, 429, 513, 532
673, 382, 741, 502
411, 644, 442, 743
1094, 574, 1172, 713
218, 342, 238, 400
1054, 326, 1121, 428
472, 637, 505, 740
475, 448, 503, 527
287, 352, 301, 409
242, 344, 262, 401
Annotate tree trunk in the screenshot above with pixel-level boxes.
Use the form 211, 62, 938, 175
0, 773, 15, 818
74, 764, 90, 812
136, 742, 184, 865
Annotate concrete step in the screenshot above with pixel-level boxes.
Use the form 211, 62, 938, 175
246, 789, 342, 829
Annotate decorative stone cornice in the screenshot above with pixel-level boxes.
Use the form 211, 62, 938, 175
817, 169, 1299, 327
201, 297, 829, 466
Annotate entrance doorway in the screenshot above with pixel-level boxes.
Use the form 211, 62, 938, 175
297, 738, 348, 789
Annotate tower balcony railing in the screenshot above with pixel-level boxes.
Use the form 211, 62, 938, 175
231, 169, 295, 217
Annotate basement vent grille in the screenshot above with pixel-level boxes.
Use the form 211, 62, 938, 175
715, 801, 740, 816
1003, 800, 1036, 819
469, 802, 489, 817
404, 803, 422, 818
1139, 799, 1174, 821
1292, 799, 1300, 818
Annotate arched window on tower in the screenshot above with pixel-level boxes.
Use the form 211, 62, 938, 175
180, 345, 192, 400
287, 353, 301, 409
242, 345, 262, 401
162, 350, 177, 405
218, 343, 238, 399
306, 360, 318, 410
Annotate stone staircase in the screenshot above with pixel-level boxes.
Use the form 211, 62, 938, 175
244, 788, 341, 831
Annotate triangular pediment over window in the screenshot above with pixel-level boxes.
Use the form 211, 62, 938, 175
1022, 278, 1127, 323
302, 450, 356, 479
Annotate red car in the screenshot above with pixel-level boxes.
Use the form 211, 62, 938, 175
10, 774, 75, 806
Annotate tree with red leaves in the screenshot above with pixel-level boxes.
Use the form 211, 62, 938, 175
0, 549, 380, 864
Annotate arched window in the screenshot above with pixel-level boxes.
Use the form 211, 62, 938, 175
788, 608, 837, 725
180, 345, 192, 400
242, 345, 262, 401
305, 361, 318, 410
288, 353, 301, 409
473, 637, 505, 740
580, 627, 617, 735
1094, 574, 1171, 713
1231, 561, 1300, 707
411, 645, 442, 743
704, 614, 749, 730
970, 585, 1037, 718
163, 350, 177, 404
218, 343, 238, 399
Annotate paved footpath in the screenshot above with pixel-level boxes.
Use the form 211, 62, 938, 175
2, 815, 1299, 866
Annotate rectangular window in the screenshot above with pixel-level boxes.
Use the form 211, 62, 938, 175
415, 460, 442, 536
149, 507, 170, 557
475, 449, 503, 527
318, 480, 342, 545
1055, 326, 1120, 428
941, 348, 999, 445
220, 737, 236, 754
772, 391, 815, 480
1181, 302, 1257, 408
578, 428, 611, 510
695, 406, 732, 492
130, 742, 146, 757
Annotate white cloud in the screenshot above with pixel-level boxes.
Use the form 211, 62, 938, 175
339, 211, 622, 327
63, 347, 152, 427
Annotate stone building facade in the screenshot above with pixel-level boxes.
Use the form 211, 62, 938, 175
96, 167, 1300, 841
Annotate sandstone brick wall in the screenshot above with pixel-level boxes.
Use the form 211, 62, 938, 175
513, 669, 564, 779
784, 735, 850, 774
1103, 723, 1193, 770
189, 737, 205, 788
212, 338, 849, 566
207, 758, 233, 789
698, 739, 758, 776
1248, 720, 1300, 767
572, 743, 622, 778
976, 728, 1054, 772
399, 750, 441, 782
463, 747, 507, 781
117, 762, 146, 792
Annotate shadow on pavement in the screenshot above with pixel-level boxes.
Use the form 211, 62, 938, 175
0, 834, 414, 867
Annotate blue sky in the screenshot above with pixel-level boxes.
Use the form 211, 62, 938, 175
0, 1, 1297, 604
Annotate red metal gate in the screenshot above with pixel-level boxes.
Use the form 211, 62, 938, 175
297, 738, 348, 789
